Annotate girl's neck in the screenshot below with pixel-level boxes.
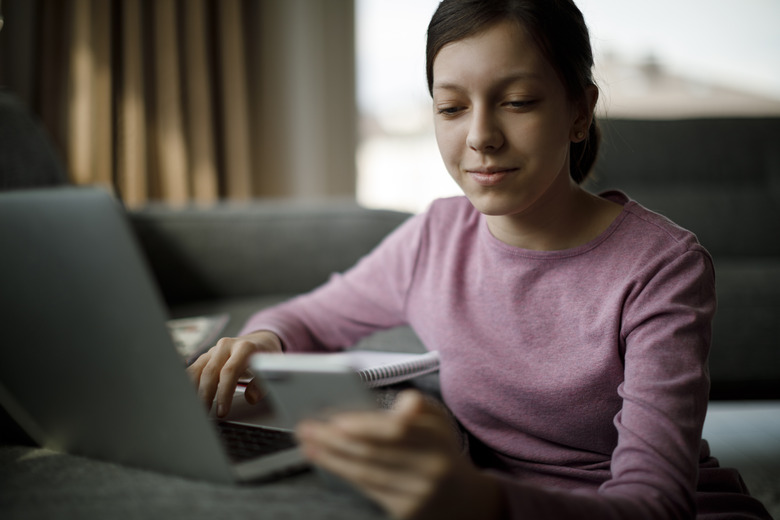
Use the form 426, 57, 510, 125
485, 180, 622, 251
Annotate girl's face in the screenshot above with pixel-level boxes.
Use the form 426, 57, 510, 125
432, 21, 588, 221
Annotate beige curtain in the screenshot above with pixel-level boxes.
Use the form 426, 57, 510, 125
2, 0, 356, 207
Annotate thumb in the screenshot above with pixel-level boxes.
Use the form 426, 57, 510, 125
392, 389, 428, 417
244, 379, 265, 404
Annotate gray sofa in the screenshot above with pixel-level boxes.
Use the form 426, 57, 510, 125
1, 97, 778, 518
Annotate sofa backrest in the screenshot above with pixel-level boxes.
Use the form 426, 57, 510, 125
131, 200, 412, 306
585, 118, 780, 258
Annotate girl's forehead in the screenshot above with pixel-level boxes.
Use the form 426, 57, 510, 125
432, 21, 554, 91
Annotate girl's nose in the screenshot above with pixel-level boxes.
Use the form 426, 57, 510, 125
466, 108, 504, 152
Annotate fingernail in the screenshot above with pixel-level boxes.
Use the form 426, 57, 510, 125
217, 404, 225, 418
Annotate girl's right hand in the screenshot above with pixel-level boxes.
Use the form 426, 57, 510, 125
186, 330, 283, 418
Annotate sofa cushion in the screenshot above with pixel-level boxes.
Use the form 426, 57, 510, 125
0, 445, 385, 520
131, 202, 411, 307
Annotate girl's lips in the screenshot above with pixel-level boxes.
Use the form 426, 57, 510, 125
467, 169, 516, 187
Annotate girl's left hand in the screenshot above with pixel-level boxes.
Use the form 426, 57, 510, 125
295, 390, 505, 520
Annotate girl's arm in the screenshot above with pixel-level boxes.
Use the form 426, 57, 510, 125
189, 211, 428, 417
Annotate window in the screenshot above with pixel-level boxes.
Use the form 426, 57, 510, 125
355, 0, 780, 213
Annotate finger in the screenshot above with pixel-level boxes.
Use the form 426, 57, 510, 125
185, 350, 209, 386
392, 390, 454, 423
296, 420, 394, 466
197, 341, 233, 412
326, 391, 432, 437
302, 429, 436, 497
298, 418, 434, 470
391, 390, 429, 417
214, 339, 262, 417
244, 378, 265, 404
329, 409, 448, 448
391, 390, 465, 450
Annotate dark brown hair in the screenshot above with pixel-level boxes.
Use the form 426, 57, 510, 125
426, 0, 600, 184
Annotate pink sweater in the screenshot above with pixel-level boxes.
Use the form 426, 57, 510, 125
242, 192, 769, 519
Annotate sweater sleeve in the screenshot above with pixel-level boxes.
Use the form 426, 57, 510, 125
492, 246, 716, 519
238, 211, 426, 352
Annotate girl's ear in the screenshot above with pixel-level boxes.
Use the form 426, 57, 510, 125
571, 85, 599, 142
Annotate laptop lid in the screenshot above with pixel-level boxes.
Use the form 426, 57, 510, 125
0, 187, 301, 483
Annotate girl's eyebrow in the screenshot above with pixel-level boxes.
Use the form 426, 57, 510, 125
433, 71, 542, 93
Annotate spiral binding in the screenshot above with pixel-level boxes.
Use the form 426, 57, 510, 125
357, 351, 440, 388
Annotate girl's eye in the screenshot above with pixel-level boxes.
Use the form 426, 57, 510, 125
437, 106, 463, 116
505, 100, 536, 110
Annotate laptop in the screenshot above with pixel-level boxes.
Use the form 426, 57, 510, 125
0, 186, 307, 483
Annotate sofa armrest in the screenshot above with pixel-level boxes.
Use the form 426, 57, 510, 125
130, 200, 411, 308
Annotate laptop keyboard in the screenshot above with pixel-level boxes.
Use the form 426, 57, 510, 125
216, 421, 298, 463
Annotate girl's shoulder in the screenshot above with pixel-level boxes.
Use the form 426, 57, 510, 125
610, 191, 707, 254
602, 191, 714, 280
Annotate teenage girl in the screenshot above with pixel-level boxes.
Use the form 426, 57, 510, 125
189, 1, 772, 518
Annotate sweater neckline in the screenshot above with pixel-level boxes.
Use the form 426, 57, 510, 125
478, 190, 632, 259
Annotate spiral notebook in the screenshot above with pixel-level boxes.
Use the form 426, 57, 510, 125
348, 350, 441, 388
256, 350, 441, 388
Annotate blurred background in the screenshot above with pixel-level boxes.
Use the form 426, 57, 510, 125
1, 0, 779, 211
356, 0, 780, 212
